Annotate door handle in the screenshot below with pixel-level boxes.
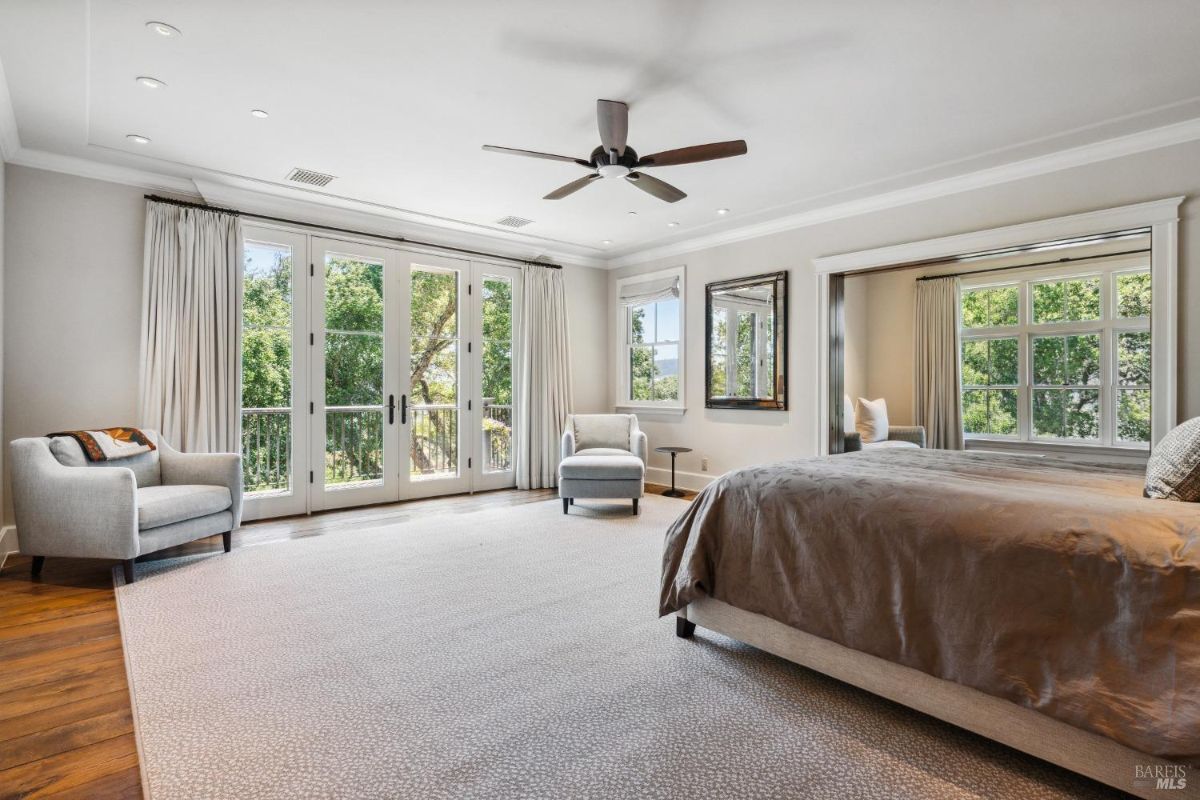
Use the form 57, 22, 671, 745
387, 394, 396, 425
401, 394, 407, 424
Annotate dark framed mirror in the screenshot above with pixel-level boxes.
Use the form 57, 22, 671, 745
705, 271, 788, 409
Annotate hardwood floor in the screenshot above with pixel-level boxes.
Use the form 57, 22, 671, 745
0, 484, 693, 799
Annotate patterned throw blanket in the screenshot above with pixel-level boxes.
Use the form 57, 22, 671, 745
48, 427, 157, 462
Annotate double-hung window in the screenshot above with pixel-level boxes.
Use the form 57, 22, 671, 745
960, 259, 1151, 449
617, 267, 685, 409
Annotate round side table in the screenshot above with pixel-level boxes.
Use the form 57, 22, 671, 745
654, 446, 692, 498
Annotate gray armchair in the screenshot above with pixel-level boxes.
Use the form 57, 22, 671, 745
844, 425, 926, 452
9, 430, 242, 583
558, 414, 647, 515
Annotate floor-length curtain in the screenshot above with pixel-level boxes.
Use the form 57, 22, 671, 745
914, 276, 964, 450
515, 265, 574, 489
138, 201, 241, 453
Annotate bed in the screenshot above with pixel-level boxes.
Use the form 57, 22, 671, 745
660, 449, 1200, 799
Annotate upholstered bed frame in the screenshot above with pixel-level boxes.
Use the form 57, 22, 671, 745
676, 597, 1197, 799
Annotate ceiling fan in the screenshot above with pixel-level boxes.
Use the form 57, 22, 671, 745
482, 100, 747, 204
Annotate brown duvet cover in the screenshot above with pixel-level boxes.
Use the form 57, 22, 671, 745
660, 449, 1200, 759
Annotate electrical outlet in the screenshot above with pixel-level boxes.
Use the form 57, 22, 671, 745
701, 457, 710, 472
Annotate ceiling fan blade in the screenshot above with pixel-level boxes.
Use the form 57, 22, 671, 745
543, 173, 601, 200
636, 140, 748, 168
626, 172, 686, 203
597, 100, 629, 160
482, 145, 591, 168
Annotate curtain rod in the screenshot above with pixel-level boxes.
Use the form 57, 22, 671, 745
915, 247, 1150, 282
143, 194, 563, 269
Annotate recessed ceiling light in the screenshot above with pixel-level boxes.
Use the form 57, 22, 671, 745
136, 76, 166, 89
126, 134, 151, 144
250, 109, 270, 119
716, 208, 730, 215
667, 221, 680, 227
146, 21, 181, 37
601, 240, 613, 245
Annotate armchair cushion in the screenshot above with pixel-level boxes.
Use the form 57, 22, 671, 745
571, 414, 634, 452
137, 484, 232, 531
49, 432, 162, 487
575, 447, 633, 457
559, 454, 645, 481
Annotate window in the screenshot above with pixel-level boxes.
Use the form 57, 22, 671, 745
959, 261, 1151, 448
617, 267, 685, 408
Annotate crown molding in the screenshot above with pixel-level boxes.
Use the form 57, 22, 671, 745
811, 195, 1183, 274
0, 55, 21, 161
7, 146, 199, 193
606, 116, 1200, 269
193, 178, 606, 268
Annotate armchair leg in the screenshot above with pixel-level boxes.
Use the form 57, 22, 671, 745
31, 556, 45, 578
676, 616, 696, 638
122, 559, 136, 585
562, 498, 570, 514
222, 531, 232, 553
632, 498, 639, 515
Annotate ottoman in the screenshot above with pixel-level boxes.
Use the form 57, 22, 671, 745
558, 453, 645, 515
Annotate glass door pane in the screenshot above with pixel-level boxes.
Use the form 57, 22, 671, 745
481, 274, 514, 473
407, 262, 466, 490
240, 228, 308, 520
474, 264, 521, 491
312, 239, 400, 510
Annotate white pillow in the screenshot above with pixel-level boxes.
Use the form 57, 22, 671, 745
843, 395, 857, 435
855, 397, 890, 444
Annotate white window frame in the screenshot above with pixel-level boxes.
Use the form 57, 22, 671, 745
959, 255, 1151, 450
614, 265, 686, 414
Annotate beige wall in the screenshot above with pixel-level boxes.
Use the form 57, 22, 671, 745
1, 165, 611, 526
611, 139, 1200, 489
3, 166, 145, 524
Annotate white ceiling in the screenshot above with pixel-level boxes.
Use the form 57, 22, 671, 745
2, 0, 1200, 263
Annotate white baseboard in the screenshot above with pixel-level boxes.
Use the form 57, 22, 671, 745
645, 466, 717, 493
0, 525, 19, 569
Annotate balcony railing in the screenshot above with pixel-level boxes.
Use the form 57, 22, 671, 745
410, 405, 457, 478
325, 406, 384, 487
241, 408, 291, 494
242, 401, 514, 492
482, 403, 512, 473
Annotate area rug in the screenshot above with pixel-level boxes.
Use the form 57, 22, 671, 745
115, 494, 1122, 799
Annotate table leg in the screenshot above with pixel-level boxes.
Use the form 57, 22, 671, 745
663, 451, 685, 498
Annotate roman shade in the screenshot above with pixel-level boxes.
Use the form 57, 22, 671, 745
619, 275, 680, 306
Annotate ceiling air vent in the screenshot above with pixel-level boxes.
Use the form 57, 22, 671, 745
286, 167, 335, 187
495, 215, 534, 229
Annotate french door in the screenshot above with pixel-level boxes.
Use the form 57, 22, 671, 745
240, 227, 520, 520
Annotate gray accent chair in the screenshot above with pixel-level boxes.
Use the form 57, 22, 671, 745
844, 425, 926, 452
9, 430, 243, 583
559, 414, 647, 515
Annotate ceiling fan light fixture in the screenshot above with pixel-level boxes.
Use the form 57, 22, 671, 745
598, 164, 630, 179
126, 134, 151, 144
146, 21, 181, 37
136, 76, 165, 89
250, 109, 270, 119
